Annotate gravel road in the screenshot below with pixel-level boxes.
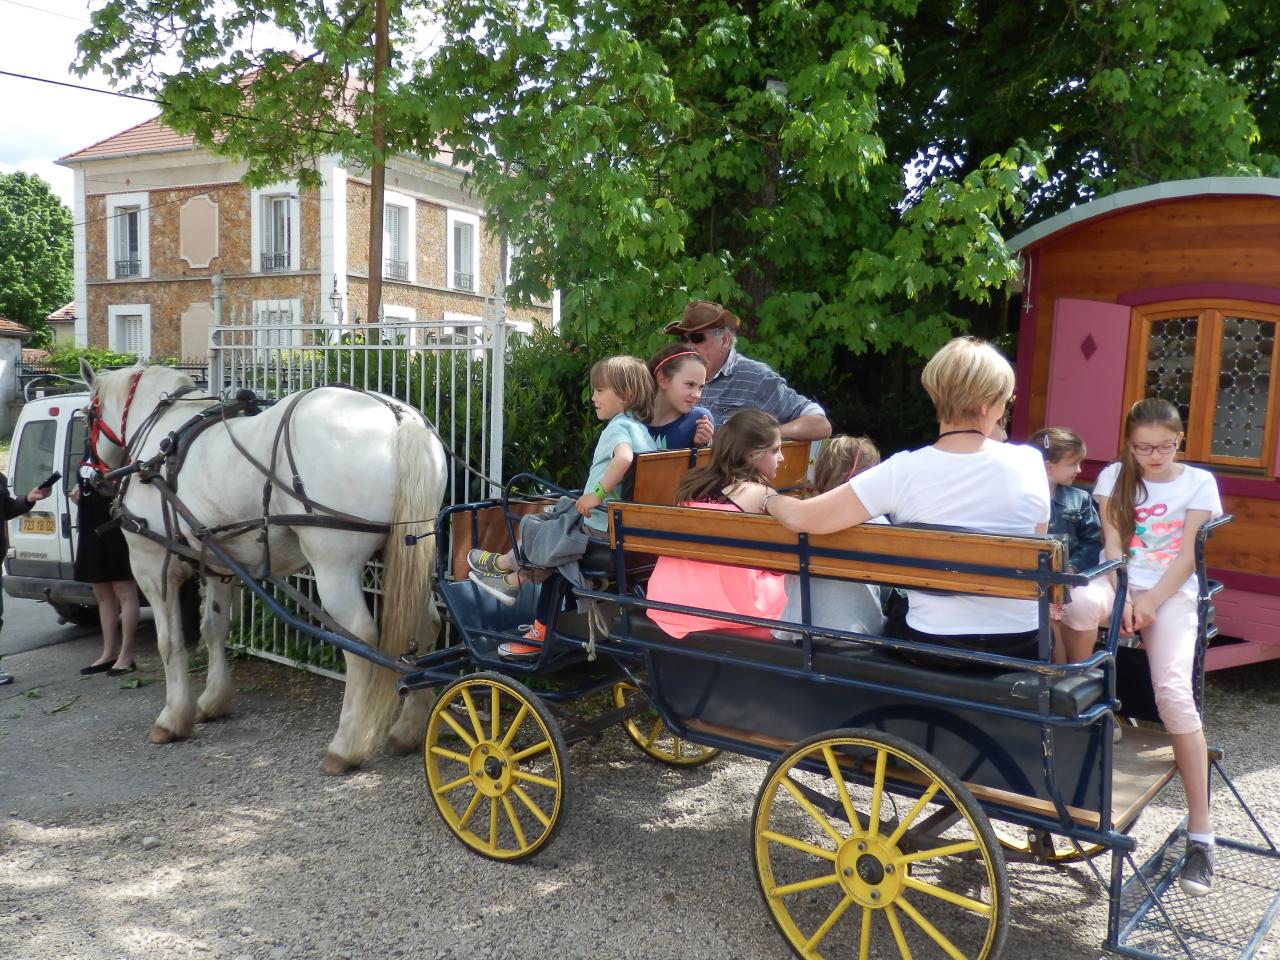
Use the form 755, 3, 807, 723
3, 629, 1279, 960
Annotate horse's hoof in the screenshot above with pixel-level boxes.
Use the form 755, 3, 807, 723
321, 752, 358, 776
149, 724, 180, 744
195, 708, 229, 724
385, 734, 417, 757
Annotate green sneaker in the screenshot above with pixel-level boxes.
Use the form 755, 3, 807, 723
467, 549, 508, 577
468, 571, 519, 607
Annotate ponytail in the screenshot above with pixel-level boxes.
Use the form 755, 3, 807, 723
1107, 447, 1146, 555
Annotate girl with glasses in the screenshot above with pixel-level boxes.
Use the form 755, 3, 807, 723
1092, 398, 1222, 897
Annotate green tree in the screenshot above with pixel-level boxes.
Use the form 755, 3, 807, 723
0, 173, 73, 340
73, 1, 1274, 448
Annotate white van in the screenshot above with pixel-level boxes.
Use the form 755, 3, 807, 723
4, 391, 100, 623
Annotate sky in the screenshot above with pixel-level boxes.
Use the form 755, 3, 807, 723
0, 0, 157, 207
0, 0, 302, 209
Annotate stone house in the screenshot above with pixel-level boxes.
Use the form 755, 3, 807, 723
56, 118, 552, 360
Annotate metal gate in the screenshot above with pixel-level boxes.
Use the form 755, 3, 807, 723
208, 297, 509, 677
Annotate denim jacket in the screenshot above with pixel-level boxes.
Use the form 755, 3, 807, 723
1051, 483, 1103, 573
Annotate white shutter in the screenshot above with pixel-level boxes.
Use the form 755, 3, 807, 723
385, 206, 401, 261
122, 315, 145, 355
455, 222, 474, 289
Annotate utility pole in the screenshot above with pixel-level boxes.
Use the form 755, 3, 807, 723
366, 0, 390, 327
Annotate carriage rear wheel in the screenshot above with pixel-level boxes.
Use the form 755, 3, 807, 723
424, 672, 568, 861
611, 681, 721, 767
751, 729, 1008, 960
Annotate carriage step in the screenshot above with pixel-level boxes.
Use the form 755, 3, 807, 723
1110, 828, 1280, 959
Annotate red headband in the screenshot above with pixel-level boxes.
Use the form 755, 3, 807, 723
654, 350, 700, 374
845, 447, 863, 482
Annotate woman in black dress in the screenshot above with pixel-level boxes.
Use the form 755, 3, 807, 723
72, 459, 139, 676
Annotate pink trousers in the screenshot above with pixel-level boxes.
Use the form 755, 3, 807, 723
1064, 579, 1202, 735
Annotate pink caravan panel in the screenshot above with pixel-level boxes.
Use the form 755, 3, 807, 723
1045, 299, 1132, 462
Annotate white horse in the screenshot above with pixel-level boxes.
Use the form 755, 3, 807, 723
81, 361, 446, 774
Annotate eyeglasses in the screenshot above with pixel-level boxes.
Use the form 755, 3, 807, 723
999, 393, 1017, 427
1130, 439, 1180, 455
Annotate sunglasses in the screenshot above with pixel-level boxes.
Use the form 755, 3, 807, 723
680, 328, 722, 345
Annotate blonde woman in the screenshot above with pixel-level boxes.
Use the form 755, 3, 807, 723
763, 337, 1050, 660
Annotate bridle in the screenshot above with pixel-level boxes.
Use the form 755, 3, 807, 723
85, 369, 144, 473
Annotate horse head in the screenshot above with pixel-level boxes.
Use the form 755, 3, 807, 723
79, 361, 197, 469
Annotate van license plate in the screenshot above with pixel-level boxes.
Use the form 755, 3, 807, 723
19, 513, 55, 535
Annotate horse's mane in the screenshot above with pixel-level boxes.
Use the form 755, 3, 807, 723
97, 364, 199, 400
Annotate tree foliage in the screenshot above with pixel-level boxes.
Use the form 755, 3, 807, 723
73, 0, 1274, 385
0, 173, 73, 340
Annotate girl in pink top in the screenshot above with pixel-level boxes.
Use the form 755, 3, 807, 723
646, 410, 787, 638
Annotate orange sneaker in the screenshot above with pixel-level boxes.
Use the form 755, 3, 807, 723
498, 621, 546, 659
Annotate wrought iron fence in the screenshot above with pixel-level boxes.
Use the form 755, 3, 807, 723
115, 259, 141, 278
260, 252, 290, 272
385, 259, 409, 282
212, 298, 509, 676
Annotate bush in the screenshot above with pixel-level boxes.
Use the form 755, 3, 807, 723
45, 342, 138, 374
502, 325, 633, 488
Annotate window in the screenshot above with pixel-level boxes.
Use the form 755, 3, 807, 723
115, 208, 140, 276
252, 298, 303, 356
1127, 299, 1280, 471
107, 304, 152, 360
106, 192, 149, 279
13, 418, 57, 501
382, 192, 415, 283
250, 184, 300, 273
380, 304, 417, 344
447, 210, 479, 292
263, 196, 292, 272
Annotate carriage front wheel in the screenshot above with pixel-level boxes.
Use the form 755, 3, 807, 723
611, 681, 721, 767
424, 672, 569, 861
751, 729, 1009, 960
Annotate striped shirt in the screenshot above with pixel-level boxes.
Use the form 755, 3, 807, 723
700, 349, 824, 426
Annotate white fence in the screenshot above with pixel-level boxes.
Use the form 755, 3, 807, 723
210, 298, 510, 677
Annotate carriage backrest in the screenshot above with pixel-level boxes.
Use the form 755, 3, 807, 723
607, 503, 1065, 600
631, 439, 811, 505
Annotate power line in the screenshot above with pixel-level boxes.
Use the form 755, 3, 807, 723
0, 0, 88, 23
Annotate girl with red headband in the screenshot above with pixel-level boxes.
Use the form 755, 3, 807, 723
646, 343, 714, 449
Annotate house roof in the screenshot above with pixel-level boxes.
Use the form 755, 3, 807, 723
1008, 177, 1280, 254
21, 348, 50, 364
58, 115, 197, 164
0, 318, 32, 339
46, 302, 75, 322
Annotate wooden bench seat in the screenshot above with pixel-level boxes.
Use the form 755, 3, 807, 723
606, 501, 1068, 602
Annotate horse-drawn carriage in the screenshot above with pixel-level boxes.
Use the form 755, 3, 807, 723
83, 365, 1279, 959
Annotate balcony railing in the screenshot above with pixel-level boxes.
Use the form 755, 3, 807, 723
115, 259, 141, 278
453, 271, 474, 292
261, 251, 291, 272
385, 259, 409, 282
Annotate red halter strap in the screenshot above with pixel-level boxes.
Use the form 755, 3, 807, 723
87, 369, 144, 473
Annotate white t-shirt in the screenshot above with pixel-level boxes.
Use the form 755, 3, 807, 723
850, 441, 1051, 635
1093, 462, 1222, 598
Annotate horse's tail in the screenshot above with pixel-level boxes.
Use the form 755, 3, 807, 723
354, 415, 443, 748
381, 415, 442, 657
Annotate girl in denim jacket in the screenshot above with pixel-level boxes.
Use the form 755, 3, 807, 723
1030, 427, 1105, 663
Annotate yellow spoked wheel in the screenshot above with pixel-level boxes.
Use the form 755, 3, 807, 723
611, 681, 721, 767
424, 672, 568, 861
752, 729, 1008, 960
991, 821, 1107, 865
